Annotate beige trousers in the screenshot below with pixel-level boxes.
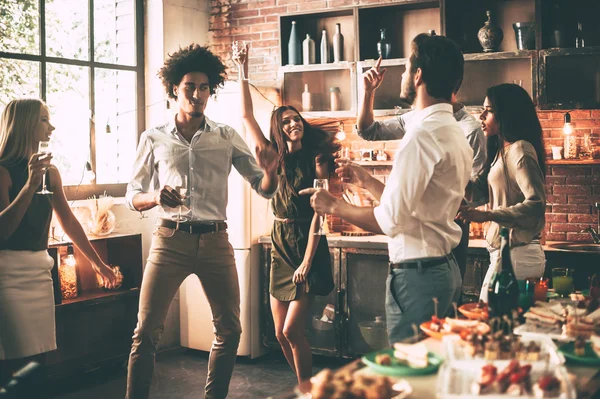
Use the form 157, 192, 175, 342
126, 226, 241, 399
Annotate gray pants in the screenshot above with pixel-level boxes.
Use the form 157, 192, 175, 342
385, 255, 462, 343
126, 227, 241, 399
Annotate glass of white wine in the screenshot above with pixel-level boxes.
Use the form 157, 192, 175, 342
172, 175, 190, 223
232, 40, 248, 80
37, 141, 53, 195
313, 178, 329, 235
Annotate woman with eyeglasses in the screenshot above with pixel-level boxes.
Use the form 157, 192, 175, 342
458, 83, 546, 302
0, 98, 117, 387
233, 44, 339, 384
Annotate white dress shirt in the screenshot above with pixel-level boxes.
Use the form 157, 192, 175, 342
126, 116, 275, 222
373, 103, 473, 263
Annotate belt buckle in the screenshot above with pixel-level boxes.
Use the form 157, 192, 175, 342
187, 224, 193, 234
214, 222, 220, 233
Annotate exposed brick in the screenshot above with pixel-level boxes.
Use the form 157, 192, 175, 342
552, 204, 591, 213
297, 1, 328, 11
551, 166, 591, 176
568, 195, 597, 204
566, 233, 594, 242
537, 111, 551, 119
565, 175, 600, 185
234, 16, 266, 26
230, 3, 249, 11
232, 9, 259, 18
546, 176, 566, 185
248, 0, 277, 9
233, 33, 262, 41
251, 39, 279, 48
553, 185, 591, 195
551, 223, 592, 233
592, 110, 600, 118
259, 6, 288, 15
250, 22, 279, 32
571, 110, 592, 119
546, 213, 568, 223
540, 120, 564, 129
545, 232, 567, 241
265, 15, 279, 22
568, 213, 596, 223
593, 185, 600, 194
546, 194, 566, 204
329, 0, 356, 7
261, 31, 277, 39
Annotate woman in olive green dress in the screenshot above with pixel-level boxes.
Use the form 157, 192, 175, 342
234, 45, 338, 383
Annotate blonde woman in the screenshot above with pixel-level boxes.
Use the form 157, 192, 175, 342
0, 99, 117, 386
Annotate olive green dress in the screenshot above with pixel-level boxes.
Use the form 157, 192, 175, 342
270, 148, 334, 301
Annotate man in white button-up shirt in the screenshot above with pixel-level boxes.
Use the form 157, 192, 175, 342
302, 34, 472, 342
124, 44, 278, 399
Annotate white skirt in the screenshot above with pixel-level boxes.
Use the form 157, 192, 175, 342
0, 249, 56, 360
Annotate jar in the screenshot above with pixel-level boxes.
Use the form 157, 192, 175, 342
59, 246, 79, 300
330, 87, 340, 111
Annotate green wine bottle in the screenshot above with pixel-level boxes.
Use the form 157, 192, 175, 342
487, 228, 520, 318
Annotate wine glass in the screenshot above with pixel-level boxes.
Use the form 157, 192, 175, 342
172, 175, 190, 223
313, 179, 329, 235
232, 40, 248, 80
37, 141, 53, 195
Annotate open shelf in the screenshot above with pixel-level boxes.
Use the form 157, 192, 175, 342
56, 287, 140, 309
353, 160, 394, 166
547, 159, 600, 165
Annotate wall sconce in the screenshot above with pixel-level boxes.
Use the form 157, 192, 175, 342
84, 161, 96, 183
563, 112, 578, 159
59, 245, 79, 300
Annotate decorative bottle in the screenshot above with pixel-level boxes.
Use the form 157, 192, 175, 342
330, 87, 340, 111
302, 34, 315, 65
302, 84, 312, 112
288, 21, 301, 65
487, 228, 520, 319
320, 29, 329, 64
377, 28, 392, 59
477, 10, 503, 52
332, 23, 343, 62
576, 22, 585, 48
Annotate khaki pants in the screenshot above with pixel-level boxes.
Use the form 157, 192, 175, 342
126, 226, 241, 399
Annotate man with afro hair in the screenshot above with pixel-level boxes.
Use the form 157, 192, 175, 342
125, 44, 279, 399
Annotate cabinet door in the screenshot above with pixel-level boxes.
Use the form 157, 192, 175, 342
341, 248, 389, 357
261, 244, 340, 356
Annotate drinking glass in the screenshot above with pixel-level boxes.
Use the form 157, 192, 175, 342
172, 175, 190, 223
552, 268, 574, 298
313, 179, 329, 235
37, 141, 53, 195
533, 277, 549, 302
232, 40, 248, 80
518, 277, 537, 310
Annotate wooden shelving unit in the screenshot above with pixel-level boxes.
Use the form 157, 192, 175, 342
547, 159, 600, 165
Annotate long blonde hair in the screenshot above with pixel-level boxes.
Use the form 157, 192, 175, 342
0, 98, 45, 167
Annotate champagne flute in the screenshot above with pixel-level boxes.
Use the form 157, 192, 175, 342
172, 175, 190, 223
37, 141, 53, 195
232, 40, 248, 80
313, 178, 329, 235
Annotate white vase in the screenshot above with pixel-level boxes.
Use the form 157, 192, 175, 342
302, 34, 315, 65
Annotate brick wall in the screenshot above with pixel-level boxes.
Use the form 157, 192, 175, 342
208, 0, 600, 241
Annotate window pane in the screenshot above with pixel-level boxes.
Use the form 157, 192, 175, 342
94, 0, 136, 66
0, 59, 40, 109
46, 63, 90, 186
94, 68, 137, 183
0, 0, 40, 55
45, 0, 89, 60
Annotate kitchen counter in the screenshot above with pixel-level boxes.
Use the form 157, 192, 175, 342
258, 234, 595, 253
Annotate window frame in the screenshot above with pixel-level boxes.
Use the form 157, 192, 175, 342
0, 0, 145, 200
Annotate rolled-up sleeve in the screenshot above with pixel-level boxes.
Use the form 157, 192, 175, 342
356, 113, 409, 141
373, 129, 438, 237
125, 132, 155, 210
489, 154, 546, 229
230, 129, 278, 199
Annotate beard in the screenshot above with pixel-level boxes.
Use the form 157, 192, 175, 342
399, 74, 417, 105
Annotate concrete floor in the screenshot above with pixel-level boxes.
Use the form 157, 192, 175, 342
49, 349, 352, 399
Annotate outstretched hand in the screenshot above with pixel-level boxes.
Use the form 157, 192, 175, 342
298, 187, 339, 215
363, 57, 387, 93
232, 42, 249, 68
456, 208, 491, 223
256, 145, 278, 175
335, 158, 371, 188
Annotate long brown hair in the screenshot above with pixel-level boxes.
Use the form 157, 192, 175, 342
269, 106, 340, 195
0, 99, 45, 167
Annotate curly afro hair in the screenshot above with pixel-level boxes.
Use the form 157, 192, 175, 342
158, 44, 227, 99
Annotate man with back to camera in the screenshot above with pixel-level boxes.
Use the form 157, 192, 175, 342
124, 44, 278, 399
301, 34, 473, 341
355, 50, 486, 284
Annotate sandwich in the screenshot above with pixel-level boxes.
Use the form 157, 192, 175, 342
393, 342, 429, 368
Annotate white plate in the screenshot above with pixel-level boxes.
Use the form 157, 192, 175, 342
294, 373, 412, 399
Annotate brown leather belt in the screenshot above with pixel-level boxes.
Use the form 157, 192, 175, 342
389, 254, 453, 270
158, 219, 227, 234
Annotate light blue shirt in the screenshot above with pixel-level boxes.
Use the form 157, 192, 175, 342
126, 116, 276, 222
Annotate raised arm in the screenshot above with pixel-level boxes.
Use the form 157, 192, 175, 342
233, 43, 270, 150
357, 57, 386, 132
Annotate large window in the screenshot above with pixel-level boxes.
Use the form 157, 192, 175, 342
0, 0, 144, 198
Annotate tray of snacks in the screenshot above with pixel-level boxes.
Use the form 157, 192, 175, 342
294, 367, 412, 399
361, 342, 443, 376
517, 301, 600, 342
436, 359, 576, 399
557, 332, 600, 366
459, 300, 489, 320
421, 316, 490, 340
443, 327, 565, 369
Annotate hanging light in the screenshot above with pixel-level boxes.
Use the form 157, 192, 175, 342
563, 112, 578, 159
84, 161, 96, 183
335, 122, 346, 141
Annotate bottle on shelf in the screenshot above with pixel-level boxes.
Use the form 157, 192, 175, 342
377, 28, 392, 59
487, 228, 520, 319
329, 87, 340, 111
333, 23, 343, 62
576, 22, 585, 48
302, 84, 312, 112
288, 21, 301, 65
320, 29, 329, 64
302, 34, 315, 65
